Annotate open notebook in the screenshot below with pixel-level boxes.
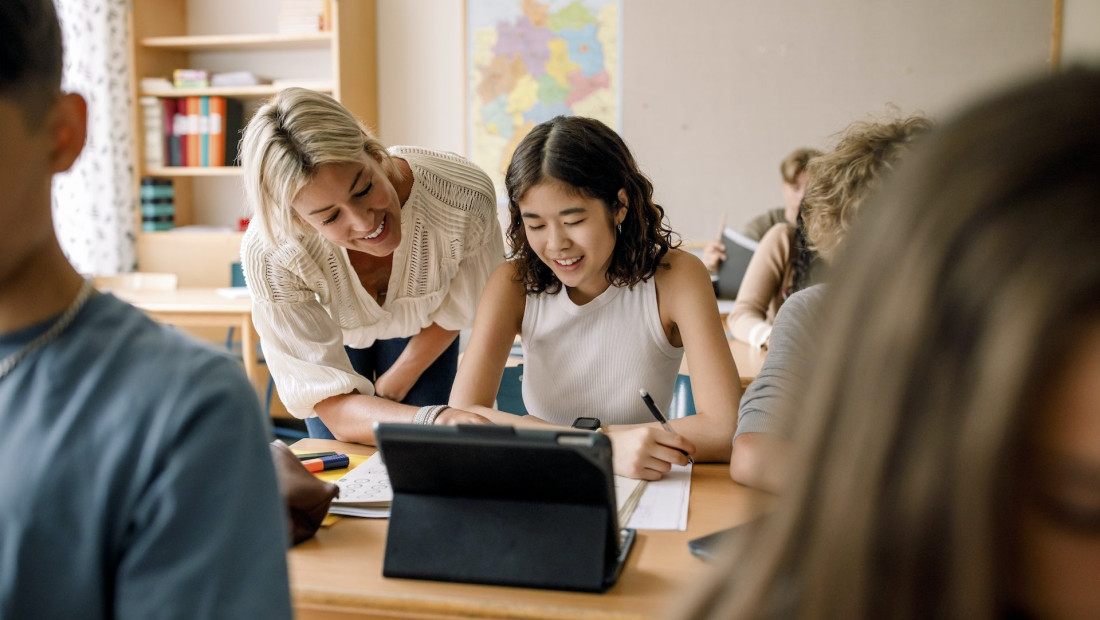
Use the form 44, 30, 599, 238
329, 451, 647, 525
714, 226, 760, 299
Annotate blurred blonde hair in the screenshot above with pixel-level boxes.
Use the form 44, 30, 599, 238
801, 115, 931, 262
239, 87, 400, 245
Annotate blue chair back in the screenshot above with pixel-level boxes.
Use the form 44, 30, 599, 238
668, 374, 696, 418
495, 364, 528, 415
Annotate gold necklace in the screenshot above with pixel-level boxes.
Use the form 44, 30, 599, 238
0, 279, 95, 381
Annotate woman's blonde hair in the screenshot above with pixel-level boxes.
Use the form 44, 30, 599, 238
677, 69, 1100, 620
801, 115, 931, 262
239, 87, 399, 245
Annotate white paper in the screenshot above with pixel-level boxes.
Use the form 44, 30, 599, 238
625, 464, 692, 530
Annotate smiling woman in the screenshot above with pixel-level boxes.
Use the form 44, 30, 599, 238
239, 88, 505, 444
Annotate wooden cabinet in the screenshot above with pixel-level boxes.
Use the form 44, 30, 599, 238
126, 0, 377, 285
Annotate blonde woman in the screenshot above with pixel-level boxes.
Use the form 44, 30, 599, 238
679, 69, 1100, 619
240, 88, 504, 443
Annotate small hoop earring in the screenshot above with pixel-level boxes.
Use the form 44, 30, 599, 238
616, 223, 622, 235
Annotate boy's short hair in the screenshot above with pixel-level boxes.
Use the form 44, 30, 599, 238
779, 148, 822, 185
0, 0, 64, 127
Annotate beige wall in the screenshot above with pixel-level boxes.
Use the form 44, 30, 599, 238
192, 1, 1089, 242
375, 1, 1059, 241
1064, 0, 1100, 68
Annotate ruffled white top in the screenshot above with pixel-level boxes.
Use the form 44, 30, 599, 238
241, 146, 504, 419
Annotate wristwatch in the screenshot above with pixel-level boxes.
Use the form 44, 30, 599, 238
570, 417, 603, 432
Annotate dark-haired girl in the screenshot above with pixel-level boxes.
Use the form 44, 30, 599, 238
451, 116, 741, 480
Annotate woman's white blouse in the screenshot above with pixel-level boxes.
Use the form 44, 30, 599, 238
241, 147, 504, 419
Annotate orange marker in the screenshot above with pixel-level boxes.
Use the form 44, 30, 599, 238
301, 453, 349, 472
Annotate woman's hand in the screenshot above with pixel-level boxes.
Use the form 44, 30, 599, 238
435, 407, 494, 426
374, 365, 420, 402
607, 426, 696, 480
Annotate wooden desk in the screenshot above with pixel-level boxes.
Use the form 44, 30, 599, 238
107, 288, 260, 385
288, 438, 770, 620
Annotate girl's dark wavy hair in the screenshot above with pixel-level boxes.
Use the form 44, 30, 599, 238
504, 116, 679, 294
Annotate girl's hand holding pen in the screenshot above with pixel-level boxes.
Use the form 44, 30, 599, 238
607, 426, 696, 481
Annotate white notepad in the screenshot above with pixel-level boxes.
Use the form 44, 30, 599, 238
625, 463, 692, 530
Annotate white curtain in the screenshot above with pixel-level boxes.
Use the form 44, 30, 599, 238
52, 0, 135, 275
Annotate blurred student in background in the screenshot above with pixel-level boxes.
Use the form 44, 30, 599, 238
678, 69, 1100, 620
704, 147, 820, 272
727, 114, 930, 490
727, 121, 927, 348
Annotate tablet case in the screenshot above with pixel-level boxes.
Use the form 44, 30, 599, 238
714, 227, 760, 299
376, 424, 635, 592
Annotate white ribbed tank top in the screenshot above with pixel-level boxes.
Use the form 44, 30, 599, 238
520, 277, 684, 426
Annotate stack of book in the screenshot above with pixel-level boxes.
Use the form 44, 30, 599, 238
277, 0, 331, 33
172, 68, 210, 88
140, 96, 245, 168
140, 178, 175, 232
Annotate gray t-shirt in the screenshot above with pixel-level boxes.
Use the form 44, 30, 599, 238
735, 284, 827, 439
0, 293, 291, 619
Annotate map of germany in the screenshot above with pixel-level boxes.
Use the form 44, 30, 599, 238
469, 0, 621, 199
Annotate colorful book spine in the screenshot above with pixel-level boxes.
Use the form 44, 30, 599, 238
160, 98, 175, 166
174, 98, 188, 167
208, 96, 225, 167
186, 97, 201, 167
199, 96, 210, 167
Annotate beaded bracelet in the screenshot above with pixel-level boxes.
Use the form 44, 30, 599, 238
414, 404, 449, 425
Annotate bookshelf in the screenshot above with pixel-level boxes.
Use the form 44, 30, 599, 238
126, 0, 378, 286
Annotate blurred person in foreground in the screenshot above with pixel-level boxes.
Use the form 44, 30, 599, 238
677, 68, 1100, 620
0, 0, 290, 616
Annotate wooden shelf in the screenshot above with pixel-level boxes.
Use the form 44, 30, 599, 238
144, 166, 243, 177
141, 32, 332, 51
127, 0, 377, 284
142, 83, 334, 98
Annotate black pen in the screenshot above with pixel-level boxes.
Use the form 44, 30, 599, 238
638, 388, 694, 465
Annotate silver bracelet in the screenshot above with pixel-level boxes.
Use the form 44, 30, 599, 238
414, 404, 449, 425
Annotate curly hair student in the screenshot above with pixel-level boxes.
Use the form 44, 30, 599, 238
677, 69, 1100, 620
239, 88, 505, 443
450, 116, 742, 480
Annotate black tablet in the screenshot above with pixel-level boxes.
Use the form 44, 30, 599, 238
375, 424, 636, 592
